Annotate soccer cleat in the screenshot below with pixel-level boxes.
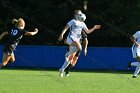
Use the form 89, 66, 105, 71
127, 62, 131, 70
132, 76, 136, 78
65, 74, 70, 77
65, 71, 70, 76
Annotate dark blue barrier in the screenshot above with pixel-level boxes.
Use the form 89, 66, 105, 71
0, 45, 134, 70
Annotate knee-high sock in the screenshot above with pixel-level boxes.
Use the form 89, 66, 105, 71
65, 64, 73, 74
60, 60, 70, 72
66, 47, 77, 58
133, 66, 140, 76
131, 62, 140, 66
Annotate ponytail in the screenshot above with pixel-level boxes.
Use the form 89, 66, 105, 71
11, 18, 25, 28
12, 19, 18, 25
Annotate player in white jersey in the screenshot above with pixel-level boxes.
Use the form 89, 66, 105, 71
127, 31, 140, 78
58, 10, 101, 77
64, 31, 88, 76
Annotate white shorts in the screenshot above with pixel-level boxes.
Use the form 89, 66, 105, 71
66, 36, 80, 45
132, 45, 140, 58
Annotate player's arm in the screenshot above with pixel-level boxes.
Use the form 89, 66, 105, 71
84, 25, 101, 34
83, 38, 88, 56
0, 31, 8, 40
130, 36, 139, 46
58, 24, 70, 41
24, 28, 38, 35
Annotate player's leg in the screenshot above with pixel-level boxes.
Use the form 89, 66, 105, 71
128, 48, 140, 78
132, 57, 140, 78
0, 46, 15, 68
127, 45, 137, 70
9, 52, 15, 63
65, 64, 73, 76
65, 52, 76, 76
71, 50, 81, 66
59, 47, 77, 77
65, 38, 82, 59
63, 53, 75, 73
68, 53, 75, 62
127, 61, 140, 69
65, 50, 81, 76
127, 47, 137, 69
61, 38, 80, 70
0, 53, 11, 67
65, 57, 78, 76
127, 62, 140, 78
133, 66, 140, 78
59, 38, 81, 77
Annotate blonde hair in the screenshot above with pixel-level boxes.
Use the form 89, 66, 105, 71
74, 10, 82, 15
12, 18, 25, 27
12, 19, 18, 25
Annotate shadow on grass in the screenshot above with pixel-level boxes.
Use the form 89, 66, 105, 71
1, 66, 134, 75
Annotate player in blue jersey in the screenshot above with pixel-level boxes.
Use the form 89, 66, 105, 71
0, 18, 38, 67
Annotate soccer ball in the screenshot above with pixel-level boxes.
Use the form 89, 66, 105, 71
78, 13, 86, 22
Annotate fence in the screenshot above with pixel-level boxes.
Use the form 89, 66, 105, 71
0, 45, 134, 70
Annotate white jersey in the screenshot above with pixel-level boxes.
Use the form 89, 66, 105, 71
67, 19, 87, 40
132, 31, 140, 58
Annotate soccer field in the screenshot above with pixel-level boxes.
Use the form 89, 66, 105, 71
0, 69, 139, 93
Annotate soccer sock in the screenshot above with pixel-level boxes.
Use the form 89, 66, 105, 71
65, 65, 69, 72
65, 64, 70, 74
65, 64, 73, 74
131, 62, 140, 66
60, 60, 70, 72
66, 47, 77, 58
133, 66, 140, 76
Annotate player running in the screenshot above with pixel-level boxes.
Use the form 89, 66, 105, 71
65, 31, 88, 76
58, 10, 101, 77
0, 18, 38, 68
127, 31, 140, 78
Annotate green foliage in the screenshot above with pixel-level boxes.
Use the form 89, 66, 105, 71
0, 0, 140, 46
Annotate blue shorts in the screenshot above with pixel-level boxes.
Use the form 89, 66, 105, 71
3, 45, 15, 55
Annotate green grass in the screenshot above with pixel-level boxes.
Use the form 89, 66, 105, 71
0, 69, 139, 93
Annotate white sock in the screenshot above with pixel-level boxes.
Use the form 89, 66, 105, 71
60, 60, 70, 72
131, 62, 140, 66
133, 66, 140, 76
66, 46, 77, 57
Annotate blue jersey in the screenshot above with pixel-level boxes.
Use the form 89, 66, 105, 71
5, 27, 26, 48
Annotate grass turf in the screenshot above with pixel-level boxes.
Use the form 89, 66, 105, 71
0, 69, 139, 93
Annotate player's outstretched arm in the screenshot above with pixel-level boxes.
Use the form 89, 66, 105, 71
84, 25, 101, 34
58, 24, 70, 41
24, 28, 38, 35
130, 36, 139, 46
0, 31, 8, 40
